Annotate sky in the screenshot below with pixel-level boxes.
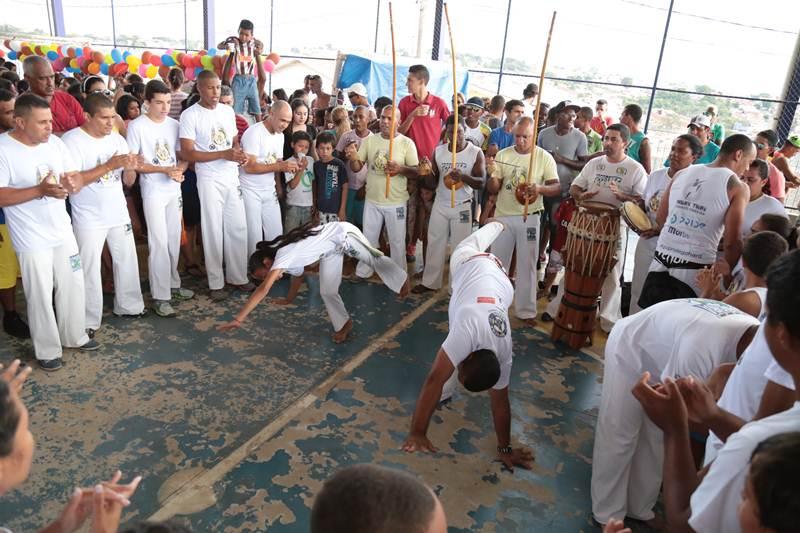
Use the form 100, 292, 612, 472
6, 0, 800, 99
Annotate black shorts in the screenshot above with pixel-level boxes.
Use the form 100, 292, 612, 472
181, 169, 201, 226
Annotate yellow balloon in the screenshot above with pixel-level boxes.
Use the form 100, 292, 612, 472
146, 65, 158, 78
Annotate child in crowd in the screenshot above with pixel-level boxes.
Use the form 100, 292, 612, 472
335, 106, 371, 227
313, 132, 348, 224
285, 131, 315, 231
220, 19, 264, 119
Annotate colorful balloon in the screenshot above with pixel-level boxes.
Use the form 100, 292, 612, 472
6, 51, 16, 60
161, 54, 174, 67
184, 66, 195, 81
138, 63, 148, 77
142, 51, 152, 64
267, 52, 280, 65
111, 48, 122, 63
150, 55, 161, 67
263, 59, 275, 73
146, 65, 158, 78
8, 40, 21, 52
208, 47, 217, 57
88, 62, 100, 75
158, 65, 170, 79
100, 63, 109, 75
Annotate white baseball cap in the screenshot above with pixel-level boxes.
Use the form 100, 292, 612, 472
346, 82, 368, 98
687, 114, 712, 129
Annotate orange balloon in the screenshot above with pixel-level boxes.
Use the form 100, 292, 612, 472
158, 65, 170, 79
267, 52, 280, 64
142, 51, 152, 64
88, 62, 100, 74
92, 51, 104, 64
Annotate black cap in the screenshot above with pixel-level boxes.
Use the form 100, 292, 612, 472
553, 100, 581, 114
465, 96, 484, 109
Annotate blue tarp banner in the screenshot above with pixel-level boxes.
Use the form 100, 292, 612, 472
336, 53, 469, 108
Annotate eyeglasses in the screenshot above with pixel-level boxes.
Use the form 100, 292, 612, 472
754, 142, 766, 150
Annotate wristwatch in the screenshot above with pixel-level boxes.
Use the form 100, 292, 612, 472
497, 446, 512, 455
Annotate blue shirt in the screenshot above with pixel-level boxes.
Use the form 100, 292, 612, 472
0, 208, 4, 225
489, 127, 514, 150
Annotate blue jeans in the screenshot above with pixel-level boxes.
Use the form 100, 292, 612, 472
232, 75, 260, 115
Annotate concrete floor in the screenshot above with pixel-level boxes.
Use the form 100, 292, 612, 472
0, 269, 617, 532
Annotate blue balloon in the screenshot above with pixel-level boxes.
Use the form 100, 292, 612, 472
111, 48, 122, 63
75, 47, 82, 57
46, 50, 58, 60
208, 48, 217, 57
162, 54, 174, 67
67, 66, 78, 73
100, 63, 109, 75
195, 67, 202, 75
122, 50, 130, 59
7, 51, 16, 60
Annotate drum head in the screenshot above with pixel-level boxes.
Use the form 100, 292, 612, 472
580, 200, 618, 215
621, 201, 652, 232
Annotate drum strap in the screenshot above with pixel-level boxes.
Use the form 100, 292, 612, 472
564, 287, 602, 301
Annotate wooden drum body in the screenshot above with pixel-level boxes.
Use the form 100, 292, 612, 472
551, 201, 620, 349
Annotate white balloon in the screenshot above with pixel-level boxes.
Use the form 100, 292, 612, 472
9, 40, 21, 52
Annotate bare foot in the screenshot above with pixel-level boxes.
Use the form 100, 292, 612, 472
522, 318, 538, 328
398, 278, 410, 300
332, 319, 353, 343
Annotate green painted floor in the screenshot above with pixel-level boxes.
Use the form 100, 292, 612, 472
0, 273, 612, 532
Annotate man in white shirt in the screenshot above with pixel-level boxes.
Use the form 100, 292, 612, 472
179, 70, 252, 300
401, 221, 534, 471
239, 100, 297, 255
0, 94, 98, 371
126, 80, 194, 318
591, 298, 758, 526
632, 249, 800, 533
546, 124, 647, 332
62, 93, 145, 335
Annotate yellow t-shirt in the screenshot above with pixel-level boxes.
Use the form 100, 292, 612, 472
358, 133, 420, 206
493, 146, 558, 216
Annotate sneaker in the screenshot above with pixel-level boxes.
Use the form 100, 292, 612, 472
153, 300, 177, 318
80, 339, 102, 352
3, 311, 30, 339
171, 287, 195, 301
209, 289, 228, 301
113, 310, 147, 318
233, 282, 256, 293
37, 358, 63, 371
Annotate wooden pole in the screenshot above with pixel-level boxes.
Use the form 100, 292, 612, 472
523, 11, 556, 222
444, 2, 457, 208
386, 1, 397, 199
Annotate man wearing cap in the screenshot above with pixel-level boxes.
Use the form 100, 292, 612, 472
771, 134, 800, 188
522, 83, 538, 118
537, 100, 589, 267
666, 114, 720, 167
345, 82, 377, 122
463, 97, 492, 151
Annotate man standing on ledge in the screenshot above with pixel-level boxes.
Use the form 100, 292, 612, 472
401, 220, 534, 472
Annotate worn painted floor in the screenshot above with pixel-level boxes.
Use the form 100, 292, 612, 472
0, 268, 621, 532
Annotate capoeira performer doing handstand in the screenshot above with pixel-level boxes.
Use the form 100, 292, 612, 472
401, 220, 534, 471
218, 221, 410, 342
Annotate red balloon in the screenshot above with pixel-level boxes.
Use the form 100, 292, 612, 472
0, 50, 4, 58
92, 51, 104, 64
21, 46, 32, 56
198, 50, 206, 56
267, 52, 280, 65
52, 57, 64, 71
66, 47, 76, 58
158, 64, 170, 79
142, 51, 152, 64
82, 46, 91, 57
150, 55, 161, 66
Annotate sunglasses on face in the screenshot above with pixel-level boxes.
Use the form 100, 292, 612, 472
754, 142, 766, 150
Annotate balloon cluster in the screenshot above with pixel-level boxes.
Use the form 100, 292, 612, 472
2, 39, 281, 81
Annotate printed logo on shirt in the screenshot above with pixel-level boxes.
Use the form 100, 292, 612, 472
69, 254, 82, 272
459, 210, 470, 224
153, 139, 175, 166
36, 164, 55, 184
488, 309, 508, 338
526, 226, 537, 242
373, 150, 389, 172
396, 206, 405, 220
616, 166, 628, 176
687, 298, 743, 318
209, 125, 231, 150
178, 195, 183, 209
684, 178, 703, 200
265, 153, 278, 165
97, 156, 117, 184
124, 223, 133, 235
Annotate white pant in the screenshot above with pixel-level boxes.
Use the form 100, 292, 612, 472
197, 179, 249, 290
17, 236, 90, 361
546, 229, 625, 332
629, 235, 658, 315
242, 186, 283, 256
143, 193, 182, 301
75, 224, 145, 330
356, 200, 407, 278
591, 333, 662, 524
421, 201, 472, 290
319, 222, 408, 330
491, 215, 540, 320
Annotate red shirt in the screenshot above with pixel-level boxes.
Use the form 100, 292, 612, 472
589, 115, 613, 136
49, 90, 85, 134
399, 92, 450, 160
235, 114, 249, 139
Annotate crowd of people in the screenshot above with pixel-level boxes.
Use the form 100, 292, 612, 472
2, 15, 800, 532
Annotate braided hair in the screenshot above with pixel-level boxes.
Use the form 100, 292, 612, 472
248, 222, 322, 275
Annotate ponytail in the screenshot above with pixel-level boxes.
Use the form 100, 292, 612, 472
247, 222, 322, 274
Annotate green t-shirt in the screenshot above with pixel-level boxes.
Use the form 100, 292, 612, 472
627, 131, 646, 164
493, 146, 558, 216
357, 133, 419, 206
711, 123, 725, 145
585, 129, 603, 154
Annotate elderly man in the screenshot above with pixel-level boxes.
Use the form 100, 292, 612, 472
22, 56, 84, 134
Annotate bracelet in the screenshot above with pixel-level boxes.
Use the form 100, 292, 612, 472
497, 446, 512, 455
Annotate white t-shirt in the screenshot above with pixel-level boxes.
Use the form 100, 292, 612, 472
271, 222, 346, 276
705, 321, 776, 464
606, 298, 758, 382
690, 402, 800, 533
62, 128, 131, 230
178, 102, 238, 184
433, 142, 480, 206
0, 133, 77, 253
742, 194, 786, 237
239, 121, 284, 194
284, 154, 314, 207
126, 114, 181, 199
764, 360, 795, 391
642, 167, 672, 225
571, 155, 647, 208
442, 252, 514, 390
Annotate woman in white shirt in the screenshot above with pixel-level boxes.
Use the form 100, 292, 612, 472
218, 222, 409, 343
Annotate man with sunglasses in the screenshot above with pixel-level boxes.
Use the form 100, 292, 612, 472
463, 97, 492, 151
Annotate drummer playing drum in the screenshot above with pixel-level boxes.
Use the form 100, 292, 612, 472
545, 123, 647, 332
